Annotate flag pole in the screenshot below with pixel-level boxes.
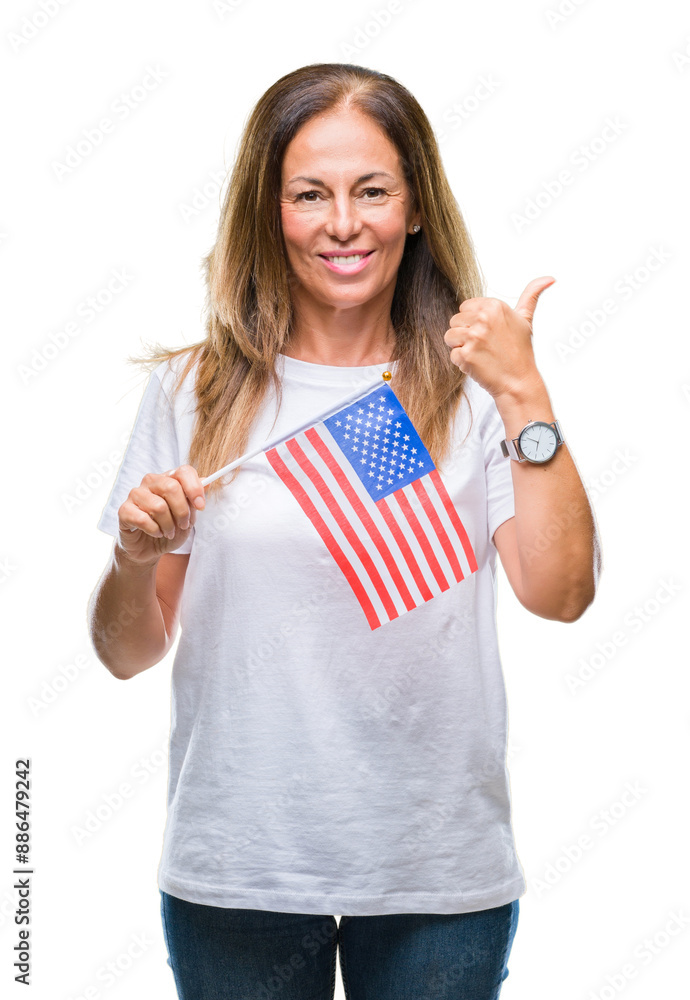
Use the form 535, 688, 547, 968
199, 369, 393, 487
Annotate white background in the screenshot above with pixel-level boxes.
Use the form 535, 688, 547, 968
2, 0, 689, 997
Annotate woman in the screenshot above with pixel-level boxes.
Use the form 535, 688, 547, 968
88, 62, 601, 999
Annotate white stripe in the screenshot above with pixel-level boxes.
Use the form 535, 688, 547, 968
402, 478, 472, 585
398, 482, 455, 586
424, 477, 474, 581
380, 485, 447, 599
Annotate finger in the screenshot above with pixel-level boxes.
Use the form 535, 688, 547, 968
154, 474, 195, 531
130, 481, 179, 537
514, 276, 556, 323
449, 346, 466, 372
171, 464, 206, 513
449, 312, 472, 329
444, 326, 465, 350
161, 469, 197, 525
141, 467, 204, 534
118, 498, 165, 538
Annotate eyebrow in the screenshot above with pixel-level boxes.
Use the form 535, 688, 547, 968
286, 171, 396, 187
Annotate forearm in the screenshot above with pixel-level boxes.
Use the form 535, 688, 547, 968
494, 375, 602, 620
87, 544, 170, 680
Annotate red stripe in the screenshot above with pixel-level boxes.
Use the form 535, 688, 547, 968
376, 498, 434, 603
305, 427, 417, 613
285, 436, 399, 622
429, 469, 478, 573
394, 488, 450, 592
411, 478, 465, 584
265, 446, 381, 630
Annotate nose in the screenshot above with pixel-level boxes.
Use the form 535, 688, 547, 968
324, 194, 362, 242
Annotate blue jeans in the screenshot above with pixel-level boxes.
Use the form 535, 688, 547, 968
160, 889, 519, 999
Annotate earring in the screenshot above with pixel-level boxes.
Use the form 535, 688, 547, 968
412, 225, 421, 233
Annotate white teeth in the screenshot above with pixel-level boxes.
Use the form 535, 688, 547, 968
326, 254, 368, 265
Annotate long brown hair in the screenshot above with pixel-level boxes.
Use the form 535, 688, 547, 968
128, 62, 485, 498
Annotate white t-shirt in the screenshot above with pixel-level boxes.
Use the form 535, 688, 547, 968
96, 351, 526, 916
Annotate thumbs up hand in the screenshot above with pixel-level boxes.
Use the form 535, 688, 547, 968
444, 276, 556, 400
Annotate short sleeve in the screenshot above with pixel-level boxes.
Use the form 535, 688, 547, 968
479, 393, 515, 546
96, 364, 194, 554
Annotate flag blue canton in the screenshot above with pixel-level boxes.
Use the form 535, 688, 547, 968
323, 383, 436, 502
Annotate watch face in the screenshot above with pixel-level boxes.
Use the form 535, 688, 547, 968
519, 422, 557, 462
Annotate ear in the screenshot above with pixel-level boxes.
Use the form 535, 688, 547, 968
408, 211, 422, 234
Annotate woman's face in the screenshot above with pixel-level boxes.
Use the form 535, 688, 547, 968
279, 107, 421, 311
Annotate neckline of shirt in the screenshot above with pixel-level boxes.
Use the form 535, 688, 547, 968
277, 352, 400, 385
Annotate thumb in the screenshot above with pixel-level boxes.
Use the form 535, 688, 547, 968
514, 276, 556, 325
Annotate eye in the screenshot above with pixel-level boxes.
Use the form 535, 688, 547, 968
294, 187, 387, 202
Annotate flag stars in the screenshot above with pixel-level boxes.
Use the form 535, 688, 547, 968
324, 385, 436, 500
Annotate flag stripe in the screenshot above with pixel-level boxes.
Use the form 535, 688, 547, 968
294, 428, 433, 616
304, 426, 418, 613
305, 427, 443, 609
265, 445, 382, 630
276, 432, 406, 623
411, 478, 465, 584
291, 437, 411, 620
285, 437, 400, 622
375, 496, 435, 603
393, 487, 451, 593
429, 469, 479, 573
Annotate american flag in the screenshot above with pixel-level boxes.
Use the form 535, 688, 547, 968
264, 380, 478, 630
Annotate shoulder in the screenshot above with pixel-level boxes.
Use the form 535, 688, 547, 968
151, 350, 200, 407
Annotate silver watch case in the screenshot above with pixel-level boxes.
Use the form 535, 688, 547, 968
500, 419, 564, 463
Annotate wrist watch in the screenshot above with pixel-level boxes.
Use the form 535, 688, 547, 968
500, 419, 564, 464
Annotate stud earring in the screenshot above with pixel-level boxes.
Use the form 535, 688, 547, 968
412, 225, 421, 233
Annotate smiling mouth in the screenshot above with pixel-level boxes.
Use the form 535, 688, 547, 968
318, 251, 374, 264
